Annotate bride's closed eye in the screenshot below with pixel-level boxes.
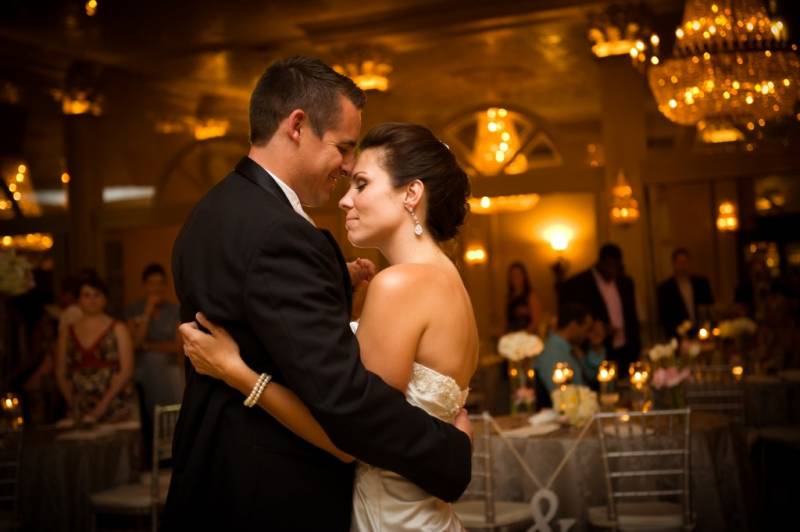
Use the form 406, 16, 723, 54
353, 178, 367, 191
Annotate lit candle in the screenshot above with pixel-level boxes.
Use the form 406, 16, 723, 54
597, 360, 617, 383
598, 360, 620, 409
698, 327, 710, 341
552, 362, 574, 390
2, 393, 20, 412
732, 364, 744, 381
629, 362, 650, 389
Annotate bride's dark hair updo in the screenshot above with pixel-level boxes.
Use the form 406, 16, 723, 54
359, 123, 471, 242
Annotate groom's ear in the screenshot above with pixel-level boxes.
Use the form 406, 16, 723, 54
286, 109, 306, 143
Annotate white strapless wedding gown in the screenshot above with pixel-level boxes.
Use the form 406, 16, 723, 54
350, 362, 470, 531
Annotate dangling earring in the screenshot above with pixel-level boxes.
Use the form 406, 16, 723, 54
407, 206, 423, 237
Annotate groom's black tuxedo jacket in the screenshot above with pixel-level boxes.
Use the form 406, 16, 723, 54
164, 157, 471, 531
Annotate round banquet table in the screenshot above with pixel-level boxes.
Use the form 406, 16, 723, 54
19, 422, 141, 532
489, 412, 754, 532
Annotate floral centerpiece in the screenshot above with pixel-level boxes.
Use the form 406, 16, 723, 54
551, 384, 598, 427
498, 331, 543, 413
1, 250, 34, 390
647, 338, 696, 408
0, 250, 34, 296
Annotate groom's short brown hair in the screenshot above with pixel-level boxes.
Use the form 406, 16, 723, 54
249, 56, 365, 145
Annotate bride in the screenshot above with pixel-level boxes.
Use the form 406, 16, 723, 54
180, 122, 478, 531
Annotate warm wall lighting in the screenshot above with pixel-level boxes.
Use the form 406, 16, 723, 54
467, 193, 540, 215
193, 119, 229, 140
697, 120, 745, 143
543, 224, 574, 252
85, 0, 98, 16
61, 172, 71, 184
0, 233, 54, 251
464, 245, 488, 265
716, 200, 739, 231
57, 91, 102, 116
333, 59, 392, 92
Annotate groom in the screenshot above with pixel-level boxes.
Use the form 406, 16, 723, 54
164, 57, 473, 531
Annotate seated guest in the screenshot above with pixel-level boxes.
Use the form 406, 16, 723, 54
534, 303, 595, 406
580, 318, 608, 388
657, 247, 714, 338
54, 270, 136, 423
126, 263, 183, 421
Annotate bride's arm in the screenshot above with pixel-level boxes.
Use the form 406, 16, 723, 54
181, 314, 353, 463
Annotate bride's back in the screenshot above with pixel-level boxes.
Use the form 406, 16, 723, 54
358, 260, 478, 391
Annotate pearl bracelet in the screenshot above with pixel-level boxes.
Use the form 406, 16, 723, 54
243, 373, 272, 408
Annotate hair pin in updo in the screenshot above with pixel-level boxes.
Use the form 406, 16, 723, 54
439, 140, 450, 150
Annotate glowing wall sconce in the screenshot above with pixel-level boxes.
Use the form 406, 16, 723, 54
543, 224, 574, 252
464, 245, 488, 265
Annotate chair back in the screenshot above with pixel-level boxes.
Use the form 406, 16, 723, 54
461, 412, 497, 525
151, 404, 180, 532
686, 365, 745, 422
594, 408, 692, 528
0, 429, 23, 529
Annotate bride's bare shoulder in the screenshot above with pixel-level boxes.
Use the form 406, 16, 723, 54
368, 263, 443, 292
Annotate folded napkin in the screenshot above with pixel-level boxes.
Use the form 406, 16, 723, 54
529, 409, 559, 426
502, 423, 560, 438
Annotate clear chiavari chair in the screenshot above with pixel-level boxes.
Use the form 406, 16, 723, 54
90, 403, 180, 532
589, 408, 694, 531
685, 365, 745, 423
453, 412, 532, 531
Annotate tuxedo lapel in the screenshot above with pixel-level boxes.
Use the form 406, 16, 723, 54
320, 229, 353, 313
235, 157, 293, 210
235, 157, 352, 312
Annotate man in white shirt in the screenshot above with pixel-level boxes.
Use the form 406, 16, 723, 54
559, 243, 641, 374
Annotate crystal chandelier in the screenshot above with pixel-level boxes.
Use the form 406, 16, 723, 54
647, 0, 800, 140
471, 107, 529, 176
588, 3, 658, 59
610, 171, 640, 225
716, 200, 739, 231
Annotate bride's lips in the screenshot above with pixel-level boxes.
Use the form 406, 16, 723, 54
345, 216, 358, 228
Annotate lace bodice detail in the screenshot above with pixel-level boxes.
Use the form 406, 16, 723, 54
406, 362, 469, 423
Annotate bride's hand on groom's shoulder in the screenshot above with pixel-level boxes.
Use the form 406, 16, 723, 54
347, 258, 376, 289
179, 313, 243, 385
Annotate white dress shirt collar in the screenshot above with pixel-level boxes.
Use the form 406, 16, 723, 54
259, 164, 316, 227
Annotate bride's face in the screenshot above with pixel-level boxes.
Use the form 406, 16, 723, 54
339, 147, 407, 248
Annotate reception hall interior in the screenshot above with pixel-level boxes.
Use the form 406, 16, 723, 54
2, 0, 800, 530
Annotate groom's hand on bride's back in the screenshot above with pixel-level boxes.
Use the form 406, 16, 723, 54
454, 408, 473, 446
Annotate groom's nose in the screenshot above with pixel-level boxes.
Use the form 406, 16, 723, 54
340, 152, 356, 176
